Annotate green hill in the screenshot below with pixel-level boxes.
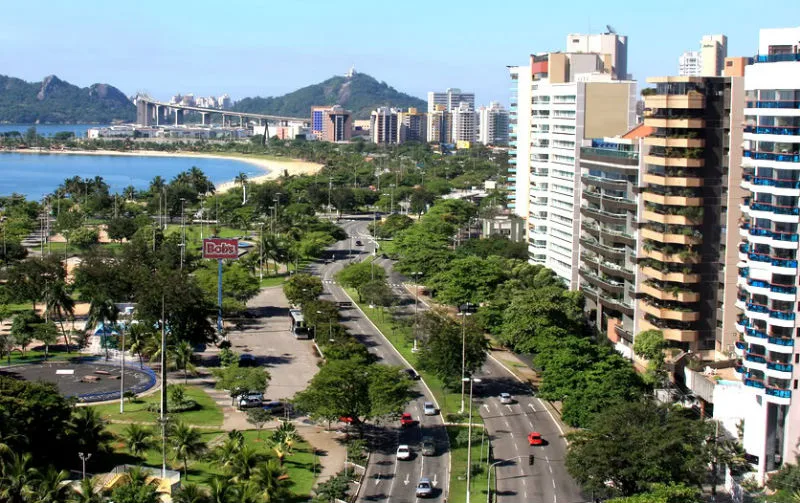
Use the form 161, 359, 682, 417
232, 72, 427, 120
0, 74, 135, 124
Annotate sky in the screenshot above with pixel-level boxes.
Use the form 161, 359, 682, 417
2, 0, 799, 107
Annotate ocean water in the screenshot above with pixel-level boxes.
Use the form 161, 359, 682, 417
0, 152, 262, 200
0, 124, 107, 137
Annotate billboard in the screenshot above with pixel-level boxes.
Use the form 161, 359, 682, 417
202, 238, 239, 259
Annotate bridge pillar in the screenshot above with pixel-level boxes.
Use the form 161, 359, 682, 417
136, 101, 149, 126
175, 109, 184, 126
154, 105, 160, 126
222, 115, 226, 128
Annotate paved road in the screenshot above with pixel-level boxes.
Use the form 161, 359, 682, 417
306, 216, 450, 503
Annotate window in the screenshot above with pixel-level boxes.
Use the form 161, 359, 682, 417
726, 61, 733, 67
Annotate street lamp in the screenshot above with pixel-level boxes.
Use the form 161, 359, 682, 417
459, 302, 477, 413
317, 310, 334, 342
78, 452, 91, 480
179, 197, 187, 270
486, 456, 529, 503
410, 272, 423, 352
258, 222, 265, 281
327, 176, 334, 219
463, 377, 482, 503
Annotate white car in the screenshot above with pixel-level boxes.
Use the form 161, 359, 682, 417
423, 402, 437, 416
396, 444, 411, 460
499, 393, 514, 404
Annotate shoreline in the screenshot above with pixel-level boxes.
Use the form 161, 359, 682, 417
0, 148, 324, 194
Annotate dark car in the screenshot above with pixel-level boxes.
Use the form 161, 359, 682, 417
402, 368, 421, 380
262, 401, 285, 415
355, 240, 363, 246
421, 437, 435, 456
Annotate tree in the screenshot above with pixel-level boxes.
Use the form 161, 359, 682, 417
498, 287, 585, 354
246, 408, 272, 439
86, 297, 118, 360
169, 421, 207, 479
10, 310, 42, 356
634, 329, 667, 386
66, 407, 113, 457
283, 273, 323, 307
428, 255, 507, 306
416, 310, 489, 390
213, 364, 270, 405
251, 459, 292, 501
71, 227, 100, 249
605, 483, 702, 503
335, 261, 386, 302
122, 423, 155, 463
314, 471, 351, 502
173, 340, 196, 385
360, 279, 394, 309
107, 217, 138, 242
298, 231, 335, 261
55, 209, 83, 253
33, 466, 72, 503
109, 467, 159, 503
0, 451, 40, 503
36, 321, 59, 360
566, 401, 709, 498
172, 482, 209, 503
69, 477, 104, 503
228, 445, 261, 482
44, 279, 75, 353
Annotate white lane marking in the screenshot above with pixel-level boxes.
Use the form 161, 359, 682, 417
528, 403, 536, 413
482, 403, 490, 412
525, 491, 529, 499
522, 479, 527, 487
552, 479, 556, 489
404, 473, 410, 485
506, 404, 514, 413
433, 473, 437, 486
510, 431, 515, 438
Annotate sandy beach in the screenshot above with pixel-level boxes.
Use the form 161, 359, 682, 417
4, 148, 324, 193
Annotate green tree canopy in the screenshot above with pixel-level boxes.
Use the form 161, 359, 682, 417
416, 310, 489, 390
283, 273, 323, 307
427, 255, 507, 306
335, 261, 386, 302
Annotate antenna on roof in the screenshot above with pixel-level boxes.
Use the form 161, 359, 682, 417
606, 25, 617, 34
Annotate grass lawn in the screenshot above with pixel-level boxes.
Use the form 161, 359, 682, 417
375, 238, 397, 257
92, 385, 223, 428
103, 426, 317, 499
164, 224, 248, 244
0, 349, 75, 366
447, 425, 490, 503
343, 287, 476, 422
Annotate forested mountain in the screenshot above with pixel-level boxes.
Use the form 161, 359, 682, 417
232, 72, 427, 119
0, 74, 135, 124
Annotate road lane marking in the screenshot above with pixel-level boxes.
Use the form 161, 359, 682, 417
506, 404, 514, 413
528, 403, 536, 413
482, 403, 490, 412
404, 473, 410, 485
552, 479, 556, 488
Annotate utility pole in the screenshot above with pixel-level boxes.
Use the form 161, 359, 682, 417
180, 198, 186, 269
159, 295, 168, 479
459, 302, 476, 413
328, 176, 333, 219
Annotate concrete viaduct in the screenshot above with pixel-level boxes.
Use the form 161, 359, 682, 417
135, 97, 309, 128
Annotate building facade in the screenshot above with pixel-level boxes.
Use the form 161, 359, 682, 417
478, 102, 509, 146
450, 101, 477, 144
427, 88, 475, 113
678, 35, 728, 77
565, 31, 629, 79
427, 105, 450, 144
370, 107, 399, 144
734, 25, 800, 480
679, 51, 703, 77
398, 108, 427, 143
311, 105, 352, 142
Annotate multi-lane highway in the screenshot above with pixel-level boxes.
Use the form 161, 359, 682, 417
307, 216, 450, 503
309, 215, 586, 503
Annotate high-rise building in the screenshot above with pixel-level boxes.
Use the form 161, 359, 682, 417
565, 31, 629, 79
450, 102, 477, 144
427, 105, 450, 144
311, 105, 352, 142
508, 39, 636, 287
678, 35, 728, 76
724, 56, 754, 77
427, 88, 475, 113
370, 107, 399, 144
478, 102, 509, 146
398, 108, 427, 143
579, 125, 651, 354
679, 51, 703, 76
218, 94, 232, 109
638, 75, 744, 358
732, 25, 800, 480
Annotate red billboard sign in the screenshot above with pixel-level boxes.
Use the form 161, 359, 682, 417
202, 238, 239, 259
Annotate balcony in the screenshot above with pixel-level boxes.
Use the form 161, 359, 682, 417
640, 266, 701, 283
746, 226, 799, 243
599, 296, 634, 316
746, 100, 800, 110
580, 269, 625, 295
580, 147, 639, 166
767, 336, 795, 354
581, 206, 627, 224
766, 361, 794, 379
600, 227, 636, 247
598, 260, 635, 281
581, 237, 626, 260
581, 174, 629, 191
642, 210, 699, 226
639, 300, 700, 322
639, 318, 698, 342
644, 94, 705, 109
642, 192, 702, 206
742, 174, 800, 190
639, 282, 700, 302
744, 150, 800, 163
744, 125, 800, 137
643, 174, 703, 187
645, 154, 704, 168
645, 136, 705, 148
755, 53, 800, 63
645, 117, 705, 129
641, 227, 701, 245
639, 247, 700, 264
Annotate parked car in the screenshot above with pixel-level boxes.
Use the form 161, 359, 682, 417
262, 401, 285, 415
499, 392, 514, 404
421, 437, 435, 456
396, 444, 411, 460
423, 402, 437, 416
528, 431, 544, 446
416, 477, 434, 498
239, 353, 257, 366
400, 413, 414, 427
402, 368, 420, 380
238, 392, 264, 409
355, 240, 363, 246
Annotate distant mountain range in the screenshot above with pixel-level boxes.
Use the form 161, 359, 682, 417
0, 74, 135, 124
0, 71, 426, 124
232, 72, 427, 120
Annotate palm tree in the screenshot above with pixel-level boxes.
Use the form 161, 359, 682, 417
169, 421, 207, 479
149, 176, 165, 195
173, 340, 196, 385
127, 322, 153, 368
44, 279, 75, 353
33, 466, 72, 503
234, 172, 248, 205
67, 407, 112, 457
122, 423, 155, 463
69, 477, 103, 503
208, 477, 236, 503
36, 322, 59, 361
0, 452, 40, 503
210, 431, 244, 473
271, 444, 286, 467
251, 459, 291, 502
172, 482, 209, 503
228, 445, 260, 482
271, 421, 299, 446
86, 297, 118, 360
123, 185, 137, 202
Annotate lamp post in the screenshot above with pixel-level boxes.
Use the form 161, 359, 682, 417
486, 456, 528, 503
259, 222, 265, 282
179, 197, 186, 270
459, 302, 476, 413
410, 271, 423, 352
463, 377, 481, 503
119, 320, 126, 414
328, 176, 334, 219
78, 452, 91, 480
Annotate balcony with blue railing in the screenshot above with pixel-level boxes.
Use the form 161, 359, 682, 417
766, 388, 792, 399
746, 327, 769, 340
739, 267, 749, 278
746, 302, 770, 314
745, 378, 766, 389
745, 353, 767, 364
735, 341, 748, 351
747, 252, 771, 263
744, 150, 800, 163
747, 226, 800, 242
768, 336, 794, 347
746, 101, 800, 109
767, 361, 793, 373
771, 284, 797, 294
748, 202, 800, 216
770, 310, 796, 321
745, 125, 800, 136
743, 174, 800, 189
755, 53, 800, 63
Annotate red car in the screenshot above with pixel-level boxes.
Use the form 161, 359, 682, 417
528, 432, 543, 446
400, 413, 414, 427
339, 416, 354, 424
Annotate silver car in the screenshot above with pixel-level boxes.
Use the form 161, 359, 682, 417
423, 402, 437, 416
499, 392, 514, 404
416, 477, 433, 497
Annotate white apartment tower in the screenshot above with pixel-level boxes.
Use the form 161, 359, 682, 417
450, 102, 477, 144
370, 107, 399, 144
679, 51, 703, 76
427, 88, 475, 113
508, 37, 636, 288
478, 102, 509, 146
678, 34, 728, 76
565, 31, 629, 79
731, 25, 800, 481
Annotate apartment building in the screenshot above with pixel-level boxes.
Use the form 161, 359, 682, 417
565, 31, 629, 79
579, 126, 650, 355
728, 25, 800, 480
427, 105, 450, 144
370, 107, 399, 144
450, 101, 477, 144
427, 88, 475, 113
508, 43, 636, 288
638, 75, 744, 358
478, 102, 509, 146
679, 51, 703, 77
678, 35, 728, 77
311, 105, 352, 142
398, 108, 427, 143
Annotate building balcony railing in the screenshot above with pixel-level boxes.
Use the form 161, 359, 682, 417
755, 53, 800, 63
579, 268, 625, 295
581, 174, 628, 189
642, 210, 699, 226
746, 101, 800, 109
746, 278, 798, 295
744, 125, 800, 136
742, 174, 800, 190
581, 206, 628, 223
638, 318, 699, 342
642, 192, 703, 206
644, 117, 705, 129
746, 252, 798, 269
640, 266, 701, 283
580, 237, 626, 260
644, 94, 706, 109
641, 228, 701, 245
639, 300, 700, 322
645, 155, 704, 168
747, 202, 800, 216
744, 151, 800, 163
643, 174, 704, 188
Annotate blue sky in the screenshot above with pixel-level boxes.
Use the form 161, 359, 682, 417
2, 0, 798, 106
